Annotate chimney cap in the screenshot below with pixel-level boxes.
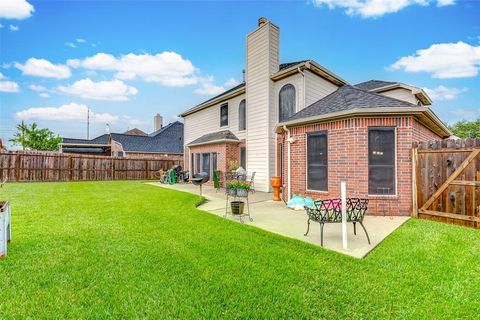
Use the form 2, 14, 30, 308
258, 17, 267, 27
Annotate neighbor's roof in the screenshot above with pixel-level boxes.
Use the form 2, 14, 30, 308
62, 134, 110, 145
111, 121, 184, 153
354, 80, 398, 91
187, 130, 239, 147
123, 128, 148, 136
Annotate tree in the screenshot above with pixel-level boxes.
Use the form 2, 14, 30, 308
9, 122, 62, 151
448, 117, 480, 139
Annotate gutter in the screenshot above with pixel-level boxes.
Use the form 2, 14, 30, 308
283, 125, 291, 202
186, 138, 240, 148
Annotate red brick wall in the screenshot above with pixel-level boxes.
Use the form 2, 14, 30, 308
185, 141, 244, 185
278, 116, 443, 216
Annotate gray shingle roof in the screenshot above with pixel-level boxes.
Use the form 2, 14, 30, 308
62, 134, 109, 145
279, 60, 309, 71
354, 80, 397, 91
111, 121, 184, 153
187, 130, 239, 146
285, 85, 417, 122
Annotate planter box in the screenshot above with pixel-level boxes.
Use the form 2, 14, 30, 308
226, 187, 237, 197
236, 188, 249, 198
0, 201, 11, 259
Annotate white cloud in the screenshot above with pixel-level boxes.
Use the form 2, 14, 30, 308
312, 0, 454, 18
448, 108, 480, 122
64, 42, 76, 48
0, 80, 20, 93
15, 58, 71, 79
76, 38, 86, 43
0, 23, 3, 28
0, 72, 4, 80
390, 41, 480, 78
16, 103, 118, 123
194, 76, 242, 96
39, 92, 49, 98
29, 84, 46, 92
72, 52, 198, 87
123, 116, 148, 126
9, 24, 19, 31
423, 85, 467, 101
0, 0, 34, 20
436, 0, 455, 6
224, 77, 240, 87
57, 78, 138, 101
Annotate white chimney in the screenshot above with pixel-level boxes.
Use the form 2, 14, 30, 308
154, 113, 163, 131
245, 17, 279, 192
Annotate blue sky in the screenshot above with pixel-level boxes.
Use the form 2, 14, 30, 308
1, 0, 479, 147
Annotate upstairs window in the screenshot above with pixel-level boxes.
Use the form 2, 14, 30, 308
368, 128, 396, 195
238, 99, 246, 131
279, 84, 296, 122
220, 103, 228, 127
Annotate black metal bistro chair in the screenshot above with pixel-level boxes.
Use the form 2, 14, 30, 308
304, 198, 371, 246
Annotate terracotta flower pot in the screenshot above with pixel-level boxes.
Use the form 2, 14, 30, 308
271, 176, 282, 201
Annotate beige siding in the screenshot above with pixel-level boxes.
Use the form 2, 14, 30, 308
379, 88, 418, 105
246, 21, 279, 192
183, 93, 246, 146
304, 70, 339, 107
274, 73, 304, 116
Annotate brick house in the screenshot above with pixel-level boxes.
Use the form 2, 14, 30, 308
181, 17, 451, 215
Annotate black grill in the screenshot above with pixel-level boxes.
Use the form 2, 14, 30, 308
191, 172, 209, 195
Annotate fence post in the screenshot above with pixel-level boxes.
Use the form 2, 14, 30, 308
68, 156, 73, 181
112, 157, 115, 180
15, 154, 21, 182
145, 160, 148, 180
411, 146, 418, 218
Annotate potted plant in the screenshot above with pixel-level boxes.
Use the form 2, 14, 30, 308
226, 181, 237, 197
230, 200, 245, 215
229, 160, 238, 173
235, 182, 250, 197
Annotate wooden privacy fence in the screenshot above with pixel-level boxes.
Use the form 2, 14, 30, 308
412, 138, 480, 229
0, 152, 182, 182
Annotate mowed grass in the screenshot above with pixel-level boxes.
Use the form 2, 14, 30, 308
1, 181, 479, 319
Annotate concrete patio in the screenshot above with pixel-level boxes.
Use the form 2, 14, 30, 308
148, 182, 409, 258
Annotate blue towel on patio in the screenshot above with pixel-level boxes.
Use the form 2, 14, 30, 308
287, 195, 313, 210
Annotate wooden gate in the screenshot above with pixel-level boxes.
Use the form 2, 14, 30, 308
412, 138, 480, 229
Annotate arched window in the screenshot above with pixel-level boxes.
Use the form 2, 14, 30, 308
279, 84, 296, 122
238, 99, 246, 131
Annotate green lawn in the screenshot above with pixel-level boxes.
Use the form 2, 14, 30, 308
0, 181, 479, 319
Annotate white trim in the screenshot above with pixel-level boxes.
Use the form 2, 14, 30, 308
187, 139, 240, 148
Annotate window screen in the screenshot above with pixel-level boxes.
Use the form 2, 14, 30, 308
220, 103, 228, 127
202, 153, 210, 176
307, 132, 328, 191
279, 84, 296, 122
240, 147, 246, 170
368, 128, 395, 195
212, 153, 217, 172
239, 100, 246, 131
196, 154, 200, 174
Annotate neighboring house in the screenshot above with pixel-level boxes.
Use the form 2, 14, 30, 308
181, 17, 450, 216
60, 115, 184, 161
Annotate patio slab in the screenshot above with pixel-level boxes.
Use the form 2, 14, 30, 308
148, 182, 409, 258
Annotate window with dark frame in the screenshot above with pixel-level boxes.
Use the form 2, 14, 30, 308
240, 147, 246, 170
220, 103, 228, 127
307, 132, 328, 191
202, 153, 210, 176
368, 127, 396, 195
212, 153, 217, 172
238, 99, 246, 131
279, 84, 296, 122
195, 153, 201, 174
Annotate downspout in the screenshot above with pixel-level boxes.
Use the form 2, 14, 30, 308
297, 66, 306, 109
283, 125, 291, 201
